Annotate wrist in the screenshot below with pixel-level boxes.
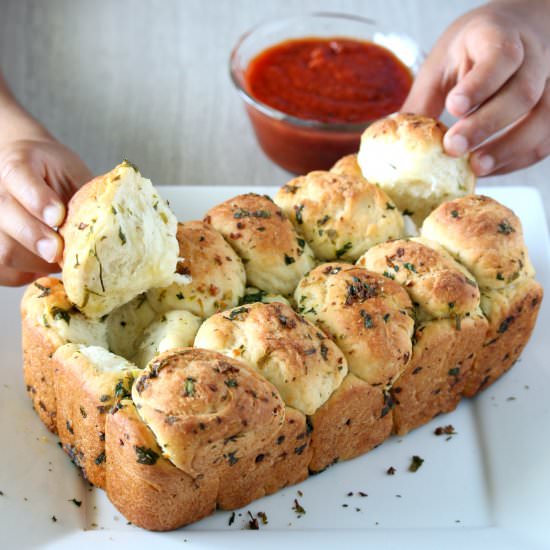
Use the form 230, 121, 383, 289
0, 98, 53, 150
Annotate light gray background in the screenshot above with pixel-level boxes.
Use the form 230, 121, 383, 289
1, 0, 548, 222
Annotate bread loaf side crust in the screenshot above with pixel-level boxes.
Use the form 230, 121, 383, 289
464, 279, 543, 397
308, 374, 391, 472
106, 401, 218, 531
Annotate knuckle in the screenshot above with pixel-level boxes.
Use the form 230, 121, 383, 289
498, 38, 523, 65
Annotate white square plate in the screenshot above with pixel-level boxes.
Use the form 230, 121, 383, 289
1, 186, 548, 550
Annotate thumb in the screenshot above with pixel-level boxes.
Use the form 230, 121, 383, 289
401, 56, 448, 119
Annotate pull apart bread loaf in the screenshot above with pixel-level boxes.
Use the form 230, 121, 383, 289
20, 114, 542, 531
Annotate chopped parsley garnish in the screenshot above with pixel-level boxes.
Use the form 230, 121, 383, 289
294, 204, 304, 224
239, 289, 267, 305
228, 306, 249, 320
360, 310, 374, 328
402, 209, 414, 216
233, 208, 271, 219
448, 367, 460, 377
387, 466, 396, 475
403, 262, 416, 272
50, 307, 71, 324
284, 254, 295, 265
409, 455, 424, 472
317, 214, 330, 226
386, 202, 396, 210
118, 226, 127, 245
247, 511, 259, 530
69, 498, 82, 507
225, 451, 239, 466
382, 270, 395, 280
497, 316, 514, 333
94, 452, 106, 465
297, 237, 306, 249
450, 210, 459, 218
292, 498, 306, 516
228, 511, 236, 526
336, 242, 352, 258
224, 379, 238, 388
34, 282, 51, 298
496, 272, 504, 281
134, 446, 159, 465
183, 377, 196, 397
497, 219, 515, 235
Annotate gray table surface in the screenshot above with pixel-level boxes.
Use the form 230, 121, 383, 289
1, 0, 549, 225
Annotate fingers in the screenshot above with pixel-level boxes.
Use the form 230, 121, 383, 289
401, 54, 448, 118
445, 51, 546, 156
1, 159, 66, 227
0, 190, 62, 264
470, 84, 550, 175
445, 26, 524, 118
0, 230, 59, 273
0, 266, 39, 287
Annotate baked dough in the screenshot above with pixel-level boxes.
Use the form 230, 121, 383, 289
60, 161, 179, 318
358, 113, 476, 225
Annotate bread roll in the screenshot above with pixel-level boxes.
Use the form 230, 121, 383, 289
134, 310, 202, 369
106, 400, 218, 531
239, 287, 290, 306
330, 153, 362, 177
194, 302, 348, 415
295, 264, 414, 386
205, 193, 315, 295
275, 171, 405, 261
60, 161, 178, 318
21, 277, 108, 432
131, 348, 285, 476
359, 238, 488, 433
53, 344, 139, 487
421, 195, 534, 290
421, 194, 542, 396
147, 221, 246, 318
358, 113, 475, 225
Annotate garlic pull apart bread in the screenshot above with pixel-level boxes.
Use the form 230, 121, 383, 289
205, 193, 315, 295
295, 265, 414, 468
421, 195, 543, 396
358, 238, 488, 434
358, 113, 475, 226
147, 221, 246, 318
60, 161, 178, 318
275, 171, 405, 262
21, 277, 108, 432
134, 310, 202, 368
53, 344, 140, 487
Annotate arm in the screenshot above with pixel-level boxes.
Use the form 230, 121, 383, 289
402, 0, 550, 176
0, 71, 92, 286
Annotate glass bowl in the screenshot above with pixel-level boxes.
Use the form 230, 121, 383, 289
230, 12, 424, 174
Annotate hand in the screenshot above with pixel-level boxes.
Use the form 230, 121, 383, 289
0, 139, 92, 286
402, 0, 550, 176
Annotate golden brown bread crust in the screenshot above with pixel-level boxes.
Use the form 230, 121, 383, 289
295, 263, 414, 386
391, 316, 487, 435
330, 154, 362, 177
358, 113, 476, 225
463, 279, 543, 397
358, 238, 480, 320
106, 400, 218, 531
132, 348, 285, 476
421, 195, 534, 290
21, 277, 78, 432
275, 171, 404, 262
204, 193, 315, 295
147, 221, 246, 318
22, 318, 59, 432
217, 406, 311, 509
308, 374, 392, 472
53, 344, 137, 487
193, 302, 348, 415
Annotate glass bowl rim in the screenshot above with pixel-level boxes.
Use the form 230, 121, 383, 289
229, 11, 423, 133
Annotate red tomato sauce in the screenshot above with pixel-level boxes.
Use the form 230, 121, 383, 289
245, 37, 412, 124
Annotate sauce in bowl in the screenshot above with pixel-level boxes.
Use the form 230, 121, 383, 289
246, 37, 412, 125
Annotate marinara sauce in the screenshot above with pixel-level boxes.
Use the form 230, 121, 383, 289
243, 37, 412, 173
